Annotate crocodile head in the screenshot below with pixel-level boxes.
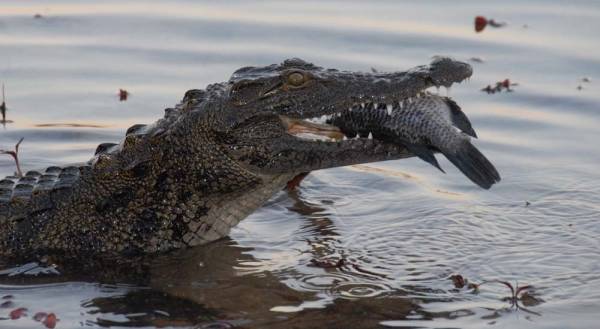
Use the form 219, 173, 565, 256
185, 57, 472, 175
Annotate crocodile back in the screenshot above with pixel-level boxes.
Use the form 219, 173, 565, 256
0, 165, 85, 222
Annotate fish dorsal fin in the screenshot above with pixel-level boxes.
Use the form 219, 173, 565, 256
444, 98, 477, 138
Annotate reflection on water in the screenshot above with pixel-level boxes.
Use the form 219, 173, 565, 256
2, 0, 600, 328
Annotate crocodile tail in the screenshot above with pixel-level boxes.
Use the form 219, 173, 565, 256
442, 139, 500, 189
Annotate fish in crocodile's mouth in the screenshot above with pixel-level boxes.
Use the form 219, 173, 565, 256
281, 88, 499, 189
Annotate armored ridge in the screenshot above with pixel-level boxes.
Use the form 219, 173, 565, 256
0, 57, 499, 258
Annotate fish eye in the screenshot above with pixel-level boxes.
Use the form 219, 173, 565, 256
287, 72, 306, 87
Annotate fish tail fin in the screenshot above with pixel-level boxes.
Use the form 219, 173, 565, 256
442, 140, 500, 189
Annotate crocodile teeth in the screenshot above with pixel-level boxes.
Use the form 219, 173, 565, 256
386, 104, 393, 115
343, 135, 348, 141
368, 132, 373, 139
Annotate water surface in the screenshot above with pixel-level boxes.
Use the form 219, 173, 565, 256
1, 1, 600, 328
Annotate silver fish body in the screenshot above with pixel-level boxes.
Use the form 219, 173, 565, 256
332, 94, 500, 189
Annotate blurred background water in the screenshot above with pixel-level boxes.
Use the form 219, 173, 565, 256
1, 1, 599, 328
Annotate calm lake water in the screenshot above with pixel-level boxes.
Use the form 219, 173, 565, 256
1, 1, 600, 328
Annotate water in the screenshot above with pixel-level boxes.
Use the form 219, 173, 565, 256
1, 1, 599, 328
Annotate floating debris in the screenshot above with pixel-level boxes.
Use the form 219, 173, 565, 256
469, 57, 485, 63
577, 77, 591, 90
481, 79, 518, 94
119, 88, 130, 101
520, 291, 544, 307
33, 312, 48, 322
9, 307, 27, 320
448, 275, 542, 316
43, 313, 58, 329
525, 201, 531, 207
450, 274, 467, 288
491, 280, 535, 307
33, 13, 43, 19
0, 137, 25, 177
474, 16, 507, 33
1, 83, 7, 124
475, 16, 487, 32
309, 257, 345, 268
449, 274, 479, 290
0, 301, 14, 308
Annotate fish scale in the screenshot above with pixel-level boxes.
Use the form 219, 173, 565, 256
389, 95, 458, 146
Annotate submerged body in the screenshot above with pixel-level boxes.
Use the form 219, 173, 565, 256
0, 58, 499, 258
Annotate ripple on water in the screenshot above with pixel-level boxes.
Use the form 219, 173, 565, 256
292, 273, 351, 292
290, 272, 394, 299
332, 282, 393, 298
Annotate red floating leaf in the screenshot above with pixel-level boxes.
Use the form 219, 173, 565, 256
43, 313, 57, 329
9, 307, 27, 320
475, 16, 488, 32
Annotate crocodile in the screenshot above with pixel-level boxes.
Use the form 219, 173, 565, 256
0, 57, 499, 258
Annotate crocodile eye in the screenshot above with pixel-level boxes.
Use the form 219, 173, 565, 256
287, 72, 306, 87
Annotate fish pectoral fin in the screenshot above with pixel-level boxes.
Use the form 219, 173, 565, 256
405, 143, 445, 173
445, 98, 477, 138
